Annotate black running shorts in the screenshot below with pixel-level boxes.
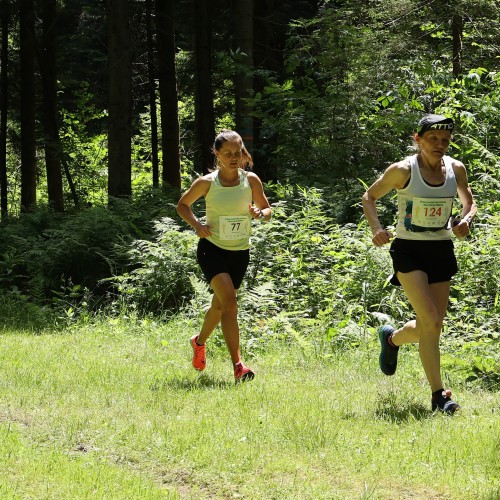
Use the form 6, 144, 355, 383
389, 238, 458, 286
197, 238, 250, 289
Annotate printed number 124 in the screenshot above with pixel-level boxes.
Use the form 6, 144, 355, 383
424, 207, 442, 217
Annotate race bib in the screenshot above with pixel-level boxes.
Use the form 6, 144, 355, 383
411, 197, 453, 228
219, 215, 250, 240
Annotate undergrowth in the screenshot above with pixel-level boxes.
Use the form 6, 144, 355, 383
0, 182, 498, 388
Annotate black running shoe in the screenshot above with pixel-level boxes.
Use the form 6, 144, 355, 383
378, 325, 399, 376
432, 389, 460, 414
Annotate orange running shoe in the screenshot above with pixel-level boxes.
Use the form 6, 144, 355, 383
190, 335, 206, 371
234, 361, 254, 383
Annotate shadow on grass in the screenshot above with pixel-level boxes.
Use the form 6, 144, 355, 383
150, 373, 234, 392
374, 393, 431, 423
465, 373, 500, 392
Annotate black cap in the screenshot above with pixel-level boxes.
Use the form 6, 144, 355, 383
416, 114, 454, 136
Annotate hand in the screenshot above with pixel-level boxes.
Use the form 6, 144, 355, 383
248, 203, 264, 220
194, 221, 212, 238
372, 227, 393, 247
451, 218, 470, 240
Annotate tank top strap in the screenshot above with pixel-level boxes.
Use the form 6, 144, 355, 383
442, 155, 454, 177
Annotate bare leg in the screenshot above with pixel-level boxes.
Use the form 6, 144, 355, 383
207, 273, 241, 365
391, 271, 450, 392
197, 294, 222, 345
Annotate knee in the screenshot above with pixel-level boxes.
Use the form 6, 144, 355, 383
220, 296, 238, 316
210, 301, 223, 315
419, 311, 443, 336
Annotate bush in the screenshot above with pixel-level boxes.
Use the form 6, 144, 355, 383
0, 189, 179, 306
109, 217, 200, 315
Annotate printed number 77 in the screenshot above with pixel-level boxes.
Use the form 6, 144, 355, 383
231, 222, 241, 231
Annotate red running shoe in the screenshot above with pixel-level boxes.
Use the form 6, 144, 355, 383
234, 361, 254, 383
190, 335, 206, 371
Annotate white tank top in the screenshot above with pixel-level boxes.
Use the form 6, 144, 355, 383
395, 154, 457, 240
205, 169, 253, 250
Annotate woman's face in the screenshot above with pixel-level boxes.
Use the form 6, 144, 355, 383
416, 129, 452, 159
216, 139, 243, 171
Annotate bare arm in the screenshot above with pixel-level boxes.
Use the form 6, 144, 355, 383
361, 160, 410, 246
248, 173, 272, 221
452, 160, 477, 239
176, 176, 212, 238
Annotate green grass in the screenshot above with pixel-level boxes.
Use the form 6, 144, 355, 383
0, 316, 498, 499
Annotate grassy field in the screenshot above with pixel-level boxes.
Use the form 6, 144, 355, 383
0, 315, 498, 499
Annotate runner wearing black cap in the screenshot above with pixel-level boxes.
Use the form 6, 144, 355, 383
361, 114, 477, 414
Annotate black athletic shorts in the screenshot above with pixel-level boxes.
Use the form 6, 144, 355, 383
389, 238, 458, 286
197, 238, 250, 289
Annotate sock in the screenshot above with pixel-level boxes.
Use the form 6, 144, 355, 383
432, 388, 445, 399
387, 333, 398, 349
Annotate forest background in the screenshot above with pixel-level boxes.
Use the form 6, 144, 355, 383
0, 0, 499, 388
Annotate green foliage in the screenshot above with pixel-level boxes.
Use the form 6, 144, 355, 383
110, 217, 200, 315
99, 181, 499, 376
0, 206, 128, 304
0, 189, 179, 308
238, 185, 408, 350
59, 83, 109, 206
0, 293, 59, 333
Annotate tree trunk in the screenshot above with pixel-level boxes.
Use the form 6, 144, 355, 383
20, 0, 37, 211
106, 0, 132, 199
253, 0, 279, 181
193, 0, 215, 174
41, 0, 64, 212
452, 12, 463, 78
0, 0, 9, 219
155, 0, 181, 188
146, 0, 159, 188
233, 0, 254, 154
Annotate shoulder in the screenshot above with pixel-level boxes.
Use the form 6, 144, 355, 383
447, 156, 465, 172
389, 157, 412, 173
193, 173, 213, 186
246, 171, 263, 187
383, 158, 412, 189
447, 157, 468, 183
188, 174, 213, 195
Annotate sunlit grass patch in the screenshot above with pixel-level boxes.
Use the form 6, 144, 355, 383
0, 315, 498, 499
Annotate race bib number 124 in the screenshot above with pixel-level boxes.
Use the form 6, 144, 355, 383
411, 197, 453, 228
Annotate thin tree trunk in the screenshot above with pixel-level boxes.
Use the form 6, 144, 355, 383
146, 0, 159, 187
61, 157, 79, 208
20, 0, 37, 211
155, 0, 181, 188
193, 0, 215, 174
452, 12, 463, 78
234, 0, 254, 154
41, 0, 64, 212
106, 0, 132, 199
0, 0, 9, 218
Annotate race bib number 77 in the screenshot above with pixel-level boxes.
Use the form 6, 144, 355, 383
219, 215, 250, 240
411, 197, 453, 228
